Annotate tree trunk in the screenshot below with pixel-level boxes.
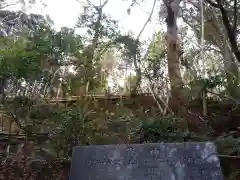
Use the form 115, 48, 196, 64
164, 0, 184, 113
0, 76, 7, 104
206, 0, 240, 62
223, 42, 239, 97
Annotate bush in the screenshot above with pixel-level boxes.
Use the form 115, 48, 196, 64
136, 115, 189, 143
0, 154, 70, 180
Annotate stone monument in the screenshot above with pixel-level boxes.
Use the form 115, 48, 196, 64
69, 142, 224, 180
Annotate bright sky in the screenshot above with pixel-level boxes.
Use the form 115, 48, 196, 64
44, 0, 162, 40
6, 0, 162, 40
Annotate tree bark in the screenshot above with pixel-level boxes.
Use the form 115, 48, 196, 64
205, 0, 240, 63
164, 0, 185, 113
223, 42, 239, 97
0, 76, 7, 104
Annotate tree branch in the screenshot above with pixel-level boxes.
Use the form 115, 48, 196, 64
204, 0, 219, 8
100, 0, 108, 8
131, 0, 157, 94
0, 0, 21, 9
205, 0, 240, 62
136, 0, 157, 40
233, 0, 237, 35
217, 1, 240, 63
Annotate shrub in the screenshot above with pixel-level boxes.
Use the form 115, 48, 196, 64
136, 115, 189, 143
0, 154, 70, 180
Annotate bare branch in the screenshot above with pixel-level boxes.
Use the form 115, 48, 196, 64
130, 0, 157, 94
76, 0, 108, 9
233, 0, 237, 35
136, 0, 157, 40
0, 0, 21, 9
205, 0, 219, 8
217, 1, 240, 62
100, 0, 108, 8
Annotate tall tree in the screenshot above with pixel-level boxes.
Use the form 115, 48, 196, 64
164, 0, 184, 113
181, 0, 240, 97
75, 0, 120, 94
0, 10, 86, 99
205, 0, 240, 63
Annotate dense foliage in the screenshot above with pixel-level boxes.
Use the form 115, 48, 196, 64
0, 0, 240, 179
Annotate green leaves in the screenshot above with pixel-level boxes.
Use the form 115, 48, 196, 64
187, 75, 224, 98
113, 35, 140, 57
50, 105, 96, 157
215, 132, 240, 155
0, 21, 88, 98
138, 115, 185, 142
0, 37, 38, 79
